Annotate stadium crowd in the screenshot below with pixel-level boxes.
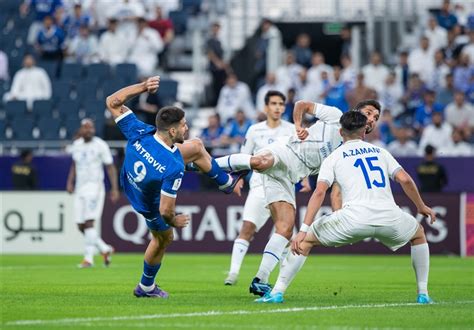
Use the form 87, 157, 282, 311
0, 0, 473, 158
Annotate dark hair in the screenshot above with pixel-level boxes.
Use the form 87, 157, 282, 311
425, 145, 435, 155
352, 99, 381, 113
156, 106, 185, 131
264, 90, 286, 105
20, 149, 33, 160
340, 111, 367, 133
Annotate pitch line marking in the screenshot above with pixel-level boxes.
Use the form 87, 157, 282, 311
5, 300, 474, 326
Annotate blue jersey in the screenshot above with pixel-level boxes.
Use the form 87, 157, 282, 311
116, 111, 184, 225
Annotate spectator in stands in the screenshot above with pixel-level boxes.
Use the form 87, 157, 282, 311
275, 52, 304, 93
408, 36, 434, 84
401, 73, 426, 121
110, 0, 145, 40
453, 53, 474, 93
35, 15, 66, 61
362, 51, 389, 94
295, 68, 324, 103
256, 73, 285, 112
425, 16, 448, 53
282, 88, 296, 123
435, 72, 455, 106
216, 73, 254, 123
11, 149, 38, 190
340, 54, 356, 89
419, 111, 453, 153
394, 50, 410, 91
254, 19, 283, 86
4, 54, 52, 109
291, 33, 312, 68
130, 78, 160, 125
206, 22, 227, 106
379, 71, 404, 117
365, 127, 386, 149
444, 90, 474, 134
387, 126, 418, 157
128, 17, 163, 78
98, 18, 129, 66
62, 2, 91, 39
461, 29, 474, 64
21, 0, 64, 45
378, 110, 395, 145
346, 73, 374, 110
200, 113, 225, 152
339, 25, 352, 58
414, 89, 444, 132
148, 5, 174, 70
0, 50, 8, 81
439, 128, 473, 156
429, 49, 450, 92
443, 29, 464, 63
436, 0, 458, 31
417, 145, 447, 193
66, 25, 99, 64
322, 65, 349, 112
221, 110, 253, 152
307, 52, 333, 87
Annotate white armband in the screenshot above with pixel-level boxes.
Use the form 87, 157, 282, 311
300, 223, 310, 233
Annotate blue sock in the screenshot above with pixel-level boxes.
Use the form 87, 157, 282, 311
206, 158, 230, 186
140, 261, 161, 287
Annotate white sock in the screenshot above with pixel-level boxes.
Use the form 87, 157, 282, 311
272, 253, 307, 294
256, 233, 289, 283
279, 246, 290, 270
215, 154, 251, 171
84, 227, 110, 254
96, 237, 110, 254
229, 238, 250, 275
84, 228, 98, 263
84, 246, 95, 264
411, 243, 430, 295
139, 283, 155, 292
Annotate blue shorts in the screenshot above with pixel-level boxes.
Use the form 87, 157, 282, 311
144, 216, 171, 232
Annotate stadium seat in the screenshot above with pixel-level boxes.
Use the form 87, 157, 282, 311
5, 100, 28, 120
0, 120, 5, 140
85, 63, 111, 81
56, 100, 80, 120
156, 79, 178, 106
169, 11, 188, 35
82, 99, 106, 120
10, 117, 35, 140
182, 0, 202, 14
76, 79, 100, 100
115, 63, 137, 83
52, 80, 72, 101
102, 78, 127, 99
61, 63, 83, 81
37, 60, 59, 79
32, 100, 54, 119
62, 118, 81, 139
37, 117, 61, 140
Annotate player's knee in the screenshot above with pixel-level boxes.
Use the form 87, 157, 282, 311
275, 221, 293, 239
161, 231, 174, 248
250, 154, 271, 171
239, 221, 256, 240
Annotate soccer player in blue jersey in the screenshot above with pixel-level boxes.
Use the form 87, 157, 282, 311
106, 76, 243, 298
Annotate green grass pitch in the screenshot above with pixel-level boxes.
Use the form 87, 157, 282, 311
1, 254, 473, 329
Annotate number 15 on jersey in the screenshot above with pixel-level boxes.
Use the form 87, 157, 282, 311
353, 156, 386, 189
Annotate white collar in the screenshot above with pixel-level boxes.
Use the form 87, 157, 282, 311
153, 134, 177, 153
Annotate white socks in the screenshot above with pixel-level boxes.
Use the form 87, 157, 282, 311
411, 243, 430, 295
215, 154, 252, 171
229, 238, 250, 275
256, 233, 289, 283
272, 253, 307, 294
84, 227, 110, 263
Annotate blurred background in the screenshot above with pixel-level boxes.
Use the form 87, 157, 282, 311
0, 0, 473, 256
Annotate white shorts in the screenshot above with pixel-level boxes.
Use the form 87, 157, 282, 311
74, 183, 105, 224
242, 185, 271, 232
256, 144, 299, 209
310, 207, 419, 251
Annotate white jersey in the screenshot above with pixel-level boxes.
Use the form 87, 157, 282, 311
318, 139, 403, 224
70, 137, 114, 189
241, 120, 294, 188
282, 103, 343, 182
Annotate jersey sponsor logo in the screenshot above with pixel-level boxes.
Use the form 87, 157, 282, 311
172, 178, 182, 191
343, 147, 381, 158
132, 141, 167, 173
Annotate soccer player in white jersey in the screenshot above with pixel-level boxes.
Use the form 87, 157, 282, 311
67, 119, 119, 268
216, 100, 384, 296
224, 90, 300, 285
257, 111, 436, 304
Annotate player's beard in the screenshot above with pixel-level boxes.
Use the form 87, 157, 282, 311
365, 124, 373, 134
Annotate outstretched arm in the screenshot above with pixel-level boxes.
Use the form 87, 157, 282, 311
394, 169, 436, 224
105, 76, 160, 119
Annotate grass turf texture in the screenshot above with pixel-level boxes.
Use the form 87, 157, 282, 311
1, 254, 473, 329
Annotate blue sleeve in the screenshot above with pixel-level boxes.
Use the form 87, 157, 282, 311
115, 111, 156, 141
161, 170, 184, 198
